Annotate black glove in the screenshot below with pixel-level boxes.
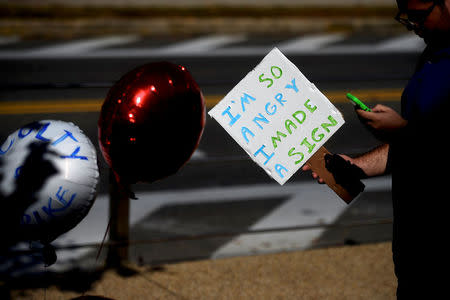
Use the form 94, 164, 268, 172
325, 154, 366, 198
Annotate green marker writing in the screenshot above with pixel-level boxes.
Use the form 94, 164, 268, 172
346, 93, 372, 112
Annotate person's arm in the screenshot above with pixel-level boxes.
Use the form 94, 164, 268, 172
348, 143, 389, 177
302, 143, 389, 183
303, 103, 397, 183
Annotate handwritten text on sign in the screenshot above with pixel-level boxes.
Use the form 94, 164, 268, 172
208, 48, 344, 185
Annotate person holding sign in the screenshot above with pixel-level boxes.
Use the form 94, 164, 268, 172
304, 0, 450, 298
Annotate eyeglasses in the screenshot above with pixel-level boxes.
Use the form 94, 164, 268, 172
395, 1, 437, 31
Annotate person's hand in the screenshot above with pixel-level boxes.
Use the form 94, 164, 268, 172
356, 104, 407, 131
302, 163, 325, 184
356, 104, 407, 141
302, 154, 367, 197
302, 154, 355, 184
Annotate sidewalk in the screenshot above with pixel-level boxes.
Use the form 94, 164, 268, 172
0, 0, 402, 39
6, 242, 396, 299
0, 0, 396, 7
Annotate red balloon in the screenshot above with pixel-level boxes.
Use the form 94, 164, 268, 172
98, 62, 205, 184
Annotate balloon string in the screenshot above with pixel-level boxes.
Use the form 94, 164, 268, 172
96, 216, 112, 262
44, 265, 47, 300
80, 216, 111, 298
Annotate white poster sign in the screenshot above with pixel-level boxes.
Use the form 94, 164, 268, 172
208, 48, 344, 185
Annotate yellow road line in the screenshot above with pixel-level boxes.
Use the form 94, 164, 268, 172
0, 88, 402, 115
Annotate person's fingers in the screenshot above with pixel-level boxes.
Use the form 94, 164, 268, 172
355, 109, 374, 119
302, 164, 325, 184
371, 104, 388, 112
339, 154, 353, 164
312, 172, 327, 184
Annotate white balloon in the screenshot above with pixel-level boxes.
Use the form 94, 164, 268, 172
0, 120, 99, 243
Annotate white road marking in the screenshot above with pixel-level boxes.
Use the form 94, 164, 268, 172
191, 149, 207, 160
212, 176, 391, 258
277, 33, 346, 53
320, 44, 377, 54
211, 188, 345, 258
376, 33, 426, 52
0, 34, 425, 58
305, 33, 426, 54
25, 35, 140, 56
45, 176, 391, 271
158, 34, 246, 54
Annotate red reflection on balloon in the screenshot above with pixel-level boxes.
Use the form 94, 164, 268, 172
98, 62, 206, 184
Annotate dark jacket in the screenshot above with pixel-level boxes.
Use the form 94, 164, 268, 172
390, 44, 450, 298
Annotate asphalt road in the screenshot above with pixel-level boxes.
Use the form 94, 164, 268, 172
0, 33, 420, 267
0, 51, 416, 192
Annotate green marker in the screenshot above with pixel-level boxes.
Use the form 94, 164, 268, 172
346, 93, 372, 112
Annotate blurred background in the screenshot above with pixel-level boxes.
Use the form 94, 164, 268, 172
0, 0, 420, 296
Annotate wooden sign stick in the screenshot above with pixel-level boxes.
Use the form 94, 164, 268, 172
306, 146, 358, 204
